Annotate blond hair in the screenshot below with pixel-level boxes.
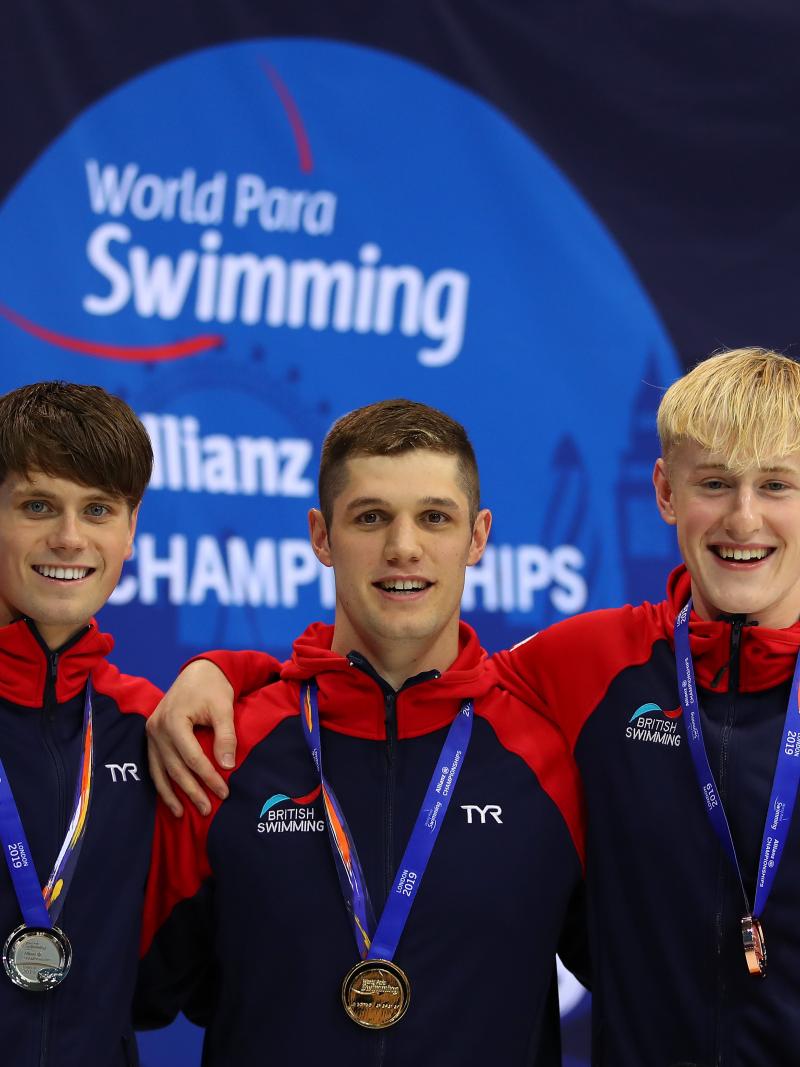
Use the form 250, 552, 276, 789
657, 347, 800, 470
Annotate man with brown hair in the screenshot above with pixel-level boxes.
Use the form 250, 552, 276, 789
0, 381, 162, 1066
153, 349, 800, 1065
136, 399, 585, 1066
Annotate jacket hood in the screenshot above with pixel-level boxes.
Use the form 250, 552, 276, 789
0, 617, 114, 707
281, 620, 494, 738
661, 565, 800, 693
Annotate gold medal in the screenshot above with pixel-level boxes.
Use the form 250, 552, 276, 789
741, 915, 767, 977
341, 959, 411, 1029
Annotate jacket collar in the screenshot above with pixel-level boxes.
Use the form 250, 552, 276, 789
0, 618, 114, 707
661, 565, 800, 693
281, 620, 493, 739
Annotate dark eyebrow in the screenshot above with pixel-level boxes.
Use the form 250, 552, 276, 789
11, 484, 120, 504
344, 496, 390, 512
419, 496, 461, 510
344, 495, 462, 511
10, 485, 58, 499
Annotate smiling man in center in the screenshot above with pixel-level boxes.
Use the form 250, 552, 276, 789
135, 398, 584, 1065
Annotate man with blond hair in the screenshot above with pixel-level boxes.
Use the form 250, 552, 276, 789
491, 347, 800, 1065
152, 348, 799, 1065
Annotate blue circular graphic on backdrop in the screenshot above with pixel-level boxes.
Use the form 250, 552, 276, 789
0, 37, 680, 676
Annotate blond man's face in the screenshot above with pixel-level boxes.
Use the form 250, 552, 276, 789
654, 440, 800, 628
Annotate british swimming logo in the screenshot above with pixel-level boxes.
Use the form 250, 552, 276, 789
625, 702, 682, 747
256, 784, 324, 832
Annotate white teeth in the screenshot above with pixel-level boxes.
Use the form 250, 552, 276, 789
35, 565, 90, 580
380, 579, 427, 592
716, 547, 769, 561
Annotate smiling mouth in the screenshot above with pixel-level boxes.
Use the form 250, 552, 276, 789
711, 547, 773, 562
33, 565, 95, 581
374, 579, 432, 594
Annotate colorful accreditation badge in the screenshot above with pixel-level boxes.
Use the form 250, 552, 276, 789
0, 684, 94, 991
300, 683, 473, 1028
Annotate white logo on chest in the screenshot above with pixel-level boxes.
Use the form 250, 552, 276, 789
105, 762, 141, 783
461, 804, 503, 824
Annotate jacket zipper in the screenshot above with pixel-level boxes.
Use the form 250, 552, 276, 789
377, 688, 398, 1067
25, 622, 89, 1067
345, 653, 439, 1067
38, 650, 62, 1067
714, 616, 745, 1067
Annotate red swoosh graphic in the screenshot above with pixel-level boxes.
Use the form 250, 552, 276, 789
293, 784, 322, 805
0, 302, 222, 362
260, 60, 314, 174
664, 706, 682, 719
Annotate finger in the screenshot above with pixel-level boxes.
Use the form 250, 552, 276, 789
170, 731, 228, 802
159, 748, 213, 816
147, 742, 184, 818
208, 706, 238, 770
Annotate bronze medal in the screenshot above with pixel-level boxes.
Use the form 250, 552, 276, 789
342, 958, 411, 1029
2, 924, 72, 991
741, 915, 767, 977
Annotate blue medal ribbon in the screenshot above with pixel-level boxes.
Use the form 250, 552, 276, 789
0, 684, 94, 930
300, 682, 473, 962
675, 601, 800, 918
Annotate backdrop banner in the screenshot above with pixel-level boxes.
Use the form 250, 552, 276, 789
3, 4, 800, 1064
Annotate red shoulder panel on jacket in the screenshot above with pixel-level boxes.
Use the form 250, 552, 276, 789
90, 658, 162, 717
478, 690, 586, 870
491, 602, 666, 751
140, 677, 296, 954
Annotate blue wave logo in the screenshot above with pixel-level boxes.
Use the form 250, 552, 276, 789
629, 702, 681, 723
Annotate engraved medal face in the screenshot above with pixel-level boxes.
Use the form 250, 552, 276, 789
741, 915, 767, 978
2, 925, 72, 992
341, 959, 411, 1028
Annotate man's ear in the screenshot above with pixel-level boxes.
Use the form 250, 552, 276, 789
653, 458, 677, 526
125, 503, 140, 559
308, 508, 333, 567
467, 508, 492, 566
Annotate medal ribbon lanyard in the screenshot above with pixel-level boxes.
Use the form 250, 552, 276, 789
674, 601, 800, 919
300, 683, 473, 962
0, 685, 94, 930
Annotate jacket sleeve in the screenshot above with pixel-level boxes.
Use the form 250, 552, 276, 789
133, 882, 215, 1029
185, 649, 283, 700
134, 774, 223, 1029
557, 879, 591, 990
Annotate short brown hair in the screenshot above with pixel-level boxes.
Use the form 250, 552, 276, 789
657, 347, 800, 471
0, 381, 153, 508
319, 398, 480, 524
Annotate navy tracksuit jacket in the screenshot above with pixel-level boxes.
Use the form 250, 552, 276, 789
495, 565, 800, 1067
136, 621, 585, 1067
0, 619, 158, 1067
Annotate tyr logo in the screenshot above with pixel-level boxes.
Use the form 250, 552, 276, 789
461, 804, 503, 825
105, 762, 141, 783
